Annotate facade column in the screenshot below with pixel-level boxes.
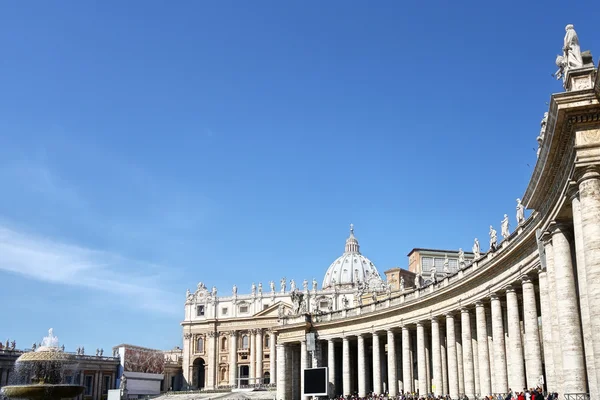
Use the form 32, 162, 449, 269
207, 331, 217, 389
536, 267, 555, 392
357, 334, 366, 397
249, 330, 256, 381
506, 285, 526, 391
402, 326, 413, 394
301, 340, 309, 400
461, 309, 475, 399
387, 329, 398, 396
416, 322, 427, 396
543, 235, 564, 393
475, 302, 491, 396
276, 343, 287, 399
573, 168, 600, 398
229, 331, 238, 388
431, 317, 442, 397
456, 318, 465, 396
269, 331, 276, 386
441, 331, 449, 397
551, 223, 587, 394
256, 329, 263, 383
446, 314, 459, 399
182, 333, 192, 388
342, 336, 351, 396
328, 339, 336, 397
372, 332, 382, 394
521, 275, 543, 389
486, 306, 496, 394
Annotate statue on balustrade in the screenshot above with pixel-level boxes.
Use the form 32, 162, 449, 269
473, 238, 481, 259
489, 225, 498, 251
516, 198, 525, 225
501, 214, 510, 239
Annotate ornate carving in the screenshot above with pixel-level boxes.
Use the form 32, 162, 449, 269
207, 331, 218, 338
184, 333, 192, 340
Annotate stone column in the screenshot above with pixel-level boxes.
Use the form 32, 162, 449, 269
486, 307, 496, 393
402, 326, 412, 393
551, 223, 587, 394
229, 331, 238, 388
441, 332, 448, 397
342, 336, 351, 396
521, 275, 543, 389
475, 302, 491, 397
461, 309, 475, 399
471, 316, 480, 398
249, 330, 256, 381
256, 329, 263, 383
301, 340, 309, 400
387, 329, 397, 396
573, 169, 600, 398
182, 333, 192, 388
276, 343, 287, 399
431, 317, 442, 397
506, 285, 525, 391
207, 331, 217, 389
537, 267, 555, 392
269, 331, 276, 385
416, 322, 427, 396
372, 332, 382, 394
328, 339, 336, 396
456, 318, 465, 396
544, 234, 564, 393
357, 334, 366, 397
446, 313, 459, 399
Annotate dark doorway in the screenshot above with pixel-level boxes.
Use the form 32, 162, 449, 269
193, 358, 205, 389
239, 365, 249, 386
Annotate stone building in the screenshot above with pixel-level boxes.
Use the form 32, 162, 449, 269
181, 27, 600, 399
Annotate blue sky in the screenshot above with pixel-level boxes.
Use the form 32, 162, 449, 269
0, 1, 598, 353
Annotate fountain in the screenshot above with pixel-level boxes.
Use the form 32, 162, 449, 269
0, 329, 85, 400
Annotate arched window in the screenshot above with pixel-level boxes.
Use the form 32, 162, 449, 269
220, 368, 227, 382
221, 336, 227, 351
242, 335, 249, 349
196, 337, 204, 353
264, 335, 270, 348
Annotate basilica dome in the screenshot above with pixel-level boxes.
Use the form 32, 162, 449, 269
322, 225, 382, 289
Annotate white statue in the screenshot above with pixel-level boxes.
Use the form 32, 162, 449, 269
302, 279, 308, 291
232, 285, 237, 296
537, 112, 549, 157
269, 280, 275, 293
312, 278, 318, 291
489, 225, 498, 250
501, 214, 510, 239
327, 297, 333, 311
430, 266, 437, 282
400, 276, 405, 291
277, 304, 285, 318
290, 279, 296, 292
197, 282, 205, 291
186, 289, 191, 298
443, 254, 450, 273
516, 198, 525, 225
555, 24, 584, 81
473, 238, 481, 259
342, 295, 349, 309
415, 274, 421, 289
280, 277, 286, 293
119, 375, 127, 391
258, 282, 262, 295
251, 283, 256, 296
458, 248, 465, 268
211, 286, 217, 297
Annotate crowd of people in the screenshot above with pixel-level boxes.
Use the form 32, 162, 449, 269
328, 387, 559, 400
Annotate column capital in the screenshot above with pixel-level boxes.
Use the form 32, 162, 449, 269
431, 315, 439, 322
575, 164, 600, 185
207, 331, 218, 338
548, 221, 573, 239
489, 292, 501, 301
520, 274, 534, 285
227, 330, 237, 337
444, 311, 456, 318
475, 300, 485, 308
342, 335, 350, 342
416, 320, 425, 327
460, 307, 471, 314
505, 285, 516, 294
386, 327, 396, 334
567, 180, 580, 201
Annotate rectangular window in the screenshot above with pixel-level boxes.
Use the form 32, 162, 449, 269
196, 305, 205, 316
103, 376, 111, 394
84, 375, 94, 396
240, 306, 248, 313
319, 301, 329, 309
449, 259, 458, 271
434, 258, 444, 268
421, 257, 433, 272
221, 307, 228, 316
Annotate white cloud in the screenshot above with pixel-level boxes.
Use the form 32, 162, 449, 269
0, 226, 181, 315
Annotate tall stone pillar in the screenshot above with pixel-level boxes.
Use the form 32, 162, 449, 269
461, 309, 475, 399
207, 331, 217, 389
387, 329, 397, 396
431, 317, 442, 396
446, 314, 459, 399
485, 307, 496, 393
471, 315, 480, 397
475, 302, 491, 396
372, 332, 382, 394
328, 339, 336, 396
551, 223, 587, 394
269, 331, 276, 385
249, 330, 256, 381
256, 329, 263, 383
537, 267, 555, 392
521, 276, 543, 389
441, 332, 448, 396
301, 340, 309, 400
506, 285, 525, 391
182, 333, 192, 388
342, 336, 351, 396
543, 236, 564, 395
357, 334, 366, 397
416, 322, 427, 396
573, 168, 600, 398
229, 331, 238, 388
456, 318, 465, 396
276, 343, 287, 399
402, 326, 413, 393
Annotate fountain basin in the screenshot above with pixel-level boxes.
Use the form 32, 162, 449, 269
1, 384, 85, 400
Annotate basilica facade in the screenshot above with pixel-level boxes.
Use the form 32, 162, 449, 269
181, 27, 600, 399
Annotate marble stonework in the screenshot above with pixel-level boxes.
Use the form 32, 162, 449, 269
181, 50, 600, 400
